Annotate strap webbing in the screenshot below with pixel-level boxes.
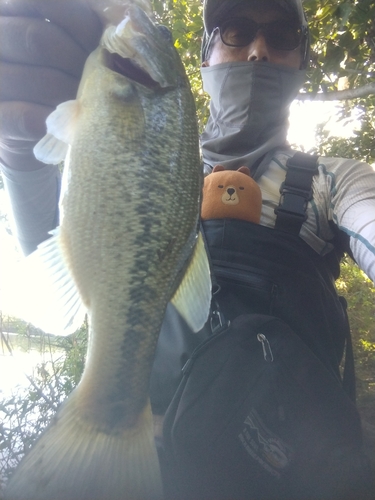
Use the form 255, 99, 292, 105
274, 152, 319, 235
339, 296, 357, 403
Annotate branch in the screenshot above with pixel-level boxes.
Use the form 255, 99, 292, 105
24, 373, 59, 411
297, 82, 375, 101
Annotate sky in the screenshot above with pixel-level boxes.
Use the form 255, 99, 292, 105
288, 99, 361, 151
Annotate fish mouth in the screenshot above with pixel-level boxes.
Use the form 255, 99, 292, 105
107, 51, 160, 89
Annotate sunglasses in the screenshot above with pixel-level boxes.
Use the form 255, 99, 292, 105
212, 17, 305, 52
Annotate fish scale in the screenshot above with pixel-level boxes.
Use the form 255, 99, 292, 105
5, 3, 211, 499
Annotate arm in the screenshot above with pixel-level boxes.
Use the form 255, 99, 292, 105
0, 0, 102, 254
327, 157, 375, 282
1, 164, 61, 255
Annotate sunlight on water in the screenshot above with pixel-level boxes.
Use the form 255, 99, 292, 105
0, 350, 44, 397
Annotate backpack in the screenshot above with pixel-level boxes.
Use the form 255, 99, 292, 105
161, 314, 374, 500
155, 152, 375, 499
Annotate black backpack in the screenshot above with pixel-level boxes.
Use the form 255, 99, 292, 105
161, 314, 373, 500
156, 152, 374, 499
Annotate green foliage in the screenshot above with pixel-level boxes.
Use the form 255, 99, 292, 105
152, 0, 209, 128
313, 94, 375, 164
294, 0, 375, 164
0, 321, 88, 488
337, 259, 375, 418
304, 0, 375, 93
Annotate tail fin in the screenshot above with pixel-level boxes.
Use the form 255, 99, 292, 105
5, 394, 163, 500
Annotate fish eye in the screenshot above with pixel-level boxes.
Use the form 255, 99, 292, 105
157, 25, 173, 43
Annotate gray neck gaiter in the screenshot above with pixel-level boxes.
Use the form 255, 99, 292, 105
200, 61, 306, 176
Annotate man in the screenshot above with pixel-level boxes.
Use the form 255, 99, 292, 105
155, 2, 375, 498
152, 0, 375, 414
0, 0, 374, 497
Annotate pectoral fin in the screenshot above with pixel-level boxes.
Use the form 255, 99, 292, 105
33, 133, 70, 165
171, 231, 212, 332
34, 100, 80, 164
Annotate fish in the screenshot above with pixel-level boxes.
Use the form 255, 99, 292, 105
4, 2, 211, 499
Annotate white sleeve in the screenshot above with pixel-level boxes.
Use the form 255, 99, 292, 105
1, 164, 61, 255
327, 157, 375, 282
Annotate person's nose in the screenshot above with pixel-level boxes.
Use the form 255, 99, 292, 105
247, 31, 270, 62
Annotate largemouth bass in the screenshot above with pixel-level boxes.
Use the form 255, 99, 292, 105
5, 2, 211, 499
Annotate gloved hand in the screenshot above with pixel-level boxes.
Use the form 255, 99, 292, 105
0, 0, 102, 171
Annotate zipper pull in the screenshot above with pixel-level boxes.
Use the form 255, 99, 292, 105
257, 333, 274, 362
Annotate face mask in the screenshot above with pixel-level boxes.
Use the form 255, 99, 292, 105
200, 61, 306, 174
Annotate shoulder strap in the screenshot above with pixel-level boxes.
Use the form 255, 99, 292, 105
272, 153, 357, 401
274, 152, 319, 235
200, 222, 229, 334
339, 296, 357, 403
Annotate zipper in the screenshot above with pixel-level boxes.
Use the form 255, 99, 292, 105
257, 334, 274, 363
213, 262, 276, 294
182, 324, 276, 378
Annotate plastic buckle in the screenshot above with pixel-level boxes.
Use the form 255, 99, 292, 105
279, 180, 313, 200
275, 192, 309, 219
210, 308, 225, 334
274, 207, 307, 225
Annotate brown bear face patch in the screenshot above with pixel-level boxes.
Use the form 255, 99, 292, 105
201, 166, 262, 224
218, 183, 245, 205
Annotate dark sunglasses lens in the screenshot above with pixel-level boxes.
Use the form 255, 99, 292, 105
220, 18, 258, 47
266, 21, 302, 50
220, 18, 302, 51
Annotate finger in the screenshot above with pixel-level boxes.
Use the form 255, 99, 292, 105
0, 101, 54, 170
0, 0, 102, 53
0, 16, 88, 78
0, 62, 79, 106
0, 101, 51, 141
0, 137, 50, 171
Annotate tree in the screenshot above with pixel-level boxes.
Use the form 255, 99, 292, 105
304, 0, 375, 101
303, 0, 375, 164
